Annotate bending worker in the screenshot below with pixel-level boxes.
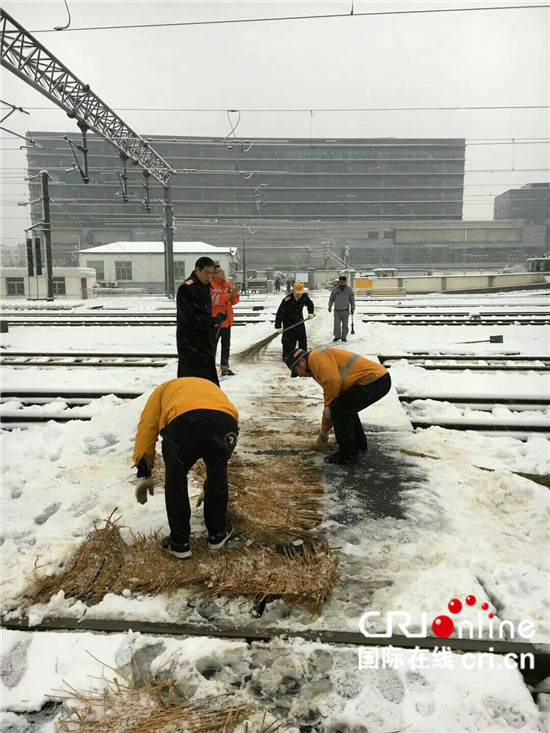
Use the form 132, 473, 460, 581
133, 377, 239, 558
275, 282, 315, 361
211, 263, 240, 377
285, 347, 391, 465
176, 256, 226, 385
328, 274, 355, 342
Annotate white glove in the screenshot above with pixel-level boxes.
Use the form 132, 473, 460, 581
307, 313, 315, 320
135, 477, 154, 505
314, 432, 331, 452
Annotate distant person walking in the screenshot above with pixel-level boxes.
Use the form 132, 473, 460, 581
211, 263, 240, 377
275, 282, 315, 361
176, 256, 226, 385
328, 275, 355, 342
274, 277, 281, 293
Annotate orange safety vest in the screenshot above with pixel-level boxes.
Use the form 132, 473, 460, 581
133, 377, 239, 467
210, 278, 240, 328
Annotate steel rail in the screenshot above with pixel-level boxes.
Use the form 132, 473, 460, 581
2, 319, 256, 327
399, 395, 550, 406
411, 419, 549, 434
362, 318, 550, 326
2, 616, 548, 664
379, 354, 549, 361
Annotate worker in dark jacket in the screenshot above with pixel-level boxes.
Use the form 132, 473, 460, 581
274, 282, 315, 361
285, 347, 391, 464
133, 377, 239, 558
176, 256, 226, 385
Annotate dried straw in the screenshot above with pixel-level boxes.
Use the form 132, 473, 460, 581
226, 455, 324, 545
31, 517, 338, 614
55, 663, 252, 732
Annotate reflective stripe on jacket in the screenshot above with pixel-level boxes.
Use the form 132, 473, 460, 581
210, 278, 240, 328
133, 377, 239, 467
307, 348, 388, 432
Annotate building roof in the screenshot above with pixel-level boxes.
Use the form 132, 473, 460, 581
79, 242, 236, 256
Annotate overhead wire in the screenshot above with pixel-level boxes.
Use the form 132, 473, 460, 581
20, 105, 550, 112
29, 4, 549, 33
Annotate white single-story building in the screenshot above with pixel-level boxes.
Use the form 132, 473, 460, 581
78, 242, 238, 293
0, 266, 96, 300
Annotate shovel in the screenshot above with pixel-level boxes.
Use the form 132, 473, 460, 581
351, 314, 355, 335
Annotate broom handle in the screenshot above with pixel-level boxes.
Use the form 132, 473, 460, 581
278, 314, 315, 334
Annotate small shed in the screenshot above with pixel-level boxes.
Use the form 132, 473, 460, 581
78, 241, 238, 293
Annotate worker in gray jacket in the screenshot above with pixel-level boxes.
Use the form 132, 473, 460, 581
328, 275, 355, 341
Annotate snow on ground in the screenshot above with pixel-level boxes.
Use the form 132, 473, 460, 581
1, 629, 546, 733
1, 290, 549, 730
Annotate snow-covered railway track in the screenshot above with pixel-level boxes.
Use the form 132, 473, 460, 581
399, 394, 550, 408
0, 389, 143, 428
380, 354, 550, 371
363, 316, 550, 325
2, 317, 259, 327
359, 311, 550, 317
0, 353, 175, 368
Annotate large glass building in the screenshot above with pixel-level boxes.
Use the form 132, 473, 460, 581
26, 134, 466, 265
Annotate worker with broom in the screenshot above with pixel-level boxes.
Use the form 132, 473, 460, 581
176, 256, 227, 385
328, 274, 355, 342
211, 263, 240, 377
285, 347, 391, 464
133, 377, 239, 558
274, 282, 315, 361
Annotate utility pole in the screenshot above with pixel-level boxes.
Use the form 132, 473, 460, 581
241, 223, 247, 295
40, 171, 54, 300
163, 186, 175, 297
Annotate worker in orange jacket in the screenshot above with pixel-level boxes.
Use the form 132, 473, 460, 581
285, 347, 391, 464
133, 377, 239, 558
211, 264, 240, 376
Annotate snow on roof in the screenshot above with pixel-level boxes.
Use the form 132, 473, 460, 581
79, 241, 236, 255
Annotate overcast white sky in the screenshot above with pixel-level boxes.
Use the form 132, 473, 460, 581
1, 0, 549, 247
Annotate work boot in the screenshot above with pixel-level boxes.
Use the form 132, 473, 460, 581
324, 451, 358, 465
221, 366, 235, 376
333, 337, 340, 342
161, 535, 191, 559
341, 338, 347, 342
208, 522, 234, 551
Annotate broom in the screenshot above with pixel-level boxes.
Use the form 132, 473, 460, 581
235, 315, 315, 362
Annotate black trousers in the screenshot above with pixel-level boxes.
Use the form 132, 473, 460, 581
281, 322, 307, 360
329, 373, 392, 459
213, 327, 231, 367
161, 409, 239, 543
177, 334, 219, 386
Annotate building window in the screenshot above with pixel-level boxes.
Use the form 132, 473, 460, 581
86, 260, 105, 280
368, 231, 379, 239
115, 261, 132, 280
6, 277, 24, 296
174, 261, 187, 280
53, 277, 66, 295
